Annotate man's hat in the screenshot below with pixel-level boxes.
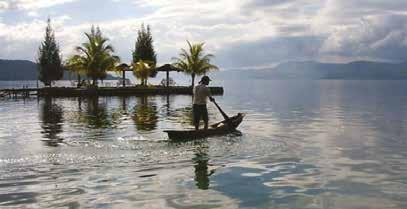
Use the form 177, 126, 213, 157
200, 76, 211, 83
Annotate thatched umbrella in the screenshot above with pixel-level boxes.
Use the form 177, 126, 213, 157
155, 64, 183, 87
115, 63, 131, 87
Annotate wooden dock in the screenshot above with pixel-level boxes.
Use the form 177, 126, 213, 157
0, 87, 38, 98
0, 86, 224, 98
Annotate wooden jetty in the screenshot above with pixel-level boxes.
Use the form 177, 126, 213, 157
0, 86, 224, 98
0, 87, 38, 98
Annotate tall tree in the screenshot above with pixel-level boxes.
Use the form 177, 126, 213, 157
173, 41, 219, 87
37, 18, 64, 87
132, 24, 157, 85
73, 26, 120, 86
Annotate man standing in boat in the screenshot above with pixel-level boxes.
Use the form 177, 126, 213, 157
193, 76, 215, 130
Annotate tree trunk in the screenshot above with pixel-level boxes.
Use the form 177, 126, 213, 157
191, 73, 195, 87
77, 74, 81, 88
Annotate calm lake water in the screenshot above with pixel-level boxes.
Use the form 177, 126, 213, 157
1, 80, 407, 209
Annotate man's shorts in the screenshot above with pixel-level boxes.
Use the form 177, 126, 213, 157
193, 104, 208, 124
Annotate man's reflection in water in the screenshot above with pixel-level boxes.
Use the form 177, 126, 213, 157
78, 97, 83, 112
193, 146, 215, 190
40, 97, 64, 146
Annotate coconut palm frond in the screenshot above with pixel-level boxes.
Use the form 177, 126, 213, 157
173, 41, 218, 86
67, 26, 120, 86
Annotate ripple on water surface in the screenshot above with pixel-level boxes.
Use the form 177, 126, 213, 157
1, 80, 407, 208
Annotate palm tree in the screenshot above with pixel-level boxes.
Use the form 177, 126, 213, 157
65, 55, 87, 87
73, 26, 120, 87
173, 41, 219, 87
132, 60, 154, 86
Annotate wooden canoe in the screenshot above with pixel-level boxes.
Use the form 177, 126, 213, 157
165, 113, 244, 141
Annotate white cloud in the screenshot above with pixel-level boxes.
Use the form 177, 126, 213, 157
47, 0, 281, 63
27, 10, 38, 17
0, 15, 73, 60
1, 0, 77, 11
1, 0, 407, 66
319, 14, 407, 62
0, 1, 9, 11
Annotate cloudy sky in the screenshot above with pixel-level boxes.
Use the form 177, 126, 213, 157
0, 0, 406, 69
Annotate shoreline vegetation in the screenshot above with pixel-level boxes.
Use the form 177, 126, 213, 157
29, 18, 220, 96
42, 86, 224, 97
0, 86, 224, 98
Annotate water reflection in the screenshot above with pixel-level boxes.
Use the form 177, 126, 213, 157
132, 96, 158, 131
84, 96, 112, 129
174, 107, 194, 126
77, 96, 83, 112
4, 80, 407, 209
120, 96, 129, 113
71, 97, 124, 129
0, 192, 38, 206
40, 97, 64, 146
193, 145, 215, 190
161, 94, 171, 116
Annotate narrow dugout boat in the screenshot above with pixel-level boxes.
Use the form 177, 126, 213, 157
165, 113, 244, 141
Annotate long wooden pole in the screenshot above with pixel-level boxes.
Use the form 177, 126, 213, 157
212, 100, 230, 121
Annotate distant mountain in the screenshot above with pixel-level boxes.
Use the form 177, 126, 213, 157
214, 61, 407, 80
0, 59, 119, 81
3, 59, 407, 81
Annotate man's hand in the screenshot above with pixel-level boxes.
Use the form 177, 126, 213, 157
209, 97, 215, 102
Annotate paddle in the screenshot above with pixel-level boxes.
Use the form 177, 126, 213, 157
211, 99, 232, 128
